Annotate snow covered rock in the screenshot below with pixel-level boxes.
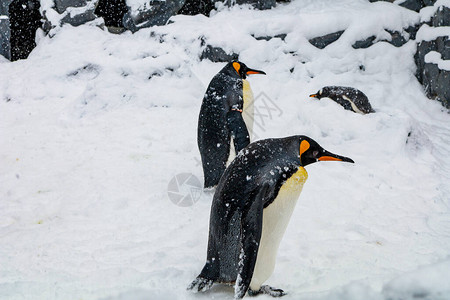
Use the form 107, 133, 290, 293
309, 31, 345, 49
233, 0, 276, 10
432, 4, 450, 26
123, 0, 186, 32
370, 0, 439, 12
200, 44, 238, 62
60, 6, 97, 27
54, 0, 89, 14
415, 3, 450, 108
0, 15, 10, 60
399, 0, 427, 12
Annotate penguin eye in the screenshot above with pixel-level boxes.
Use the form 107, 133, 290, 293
312, 150, 319, 157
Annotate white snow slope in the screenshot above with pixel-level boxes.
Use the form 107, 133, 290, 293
1, 1, 450, 300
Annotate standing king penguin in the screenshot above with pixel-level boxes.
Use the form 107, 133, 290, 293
188, 135, 354, 298
198, 61, 266, 189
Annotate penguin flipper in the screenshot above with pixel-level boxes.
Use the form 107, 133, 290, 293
226, 110, 250, 153
234, 184, 269, 299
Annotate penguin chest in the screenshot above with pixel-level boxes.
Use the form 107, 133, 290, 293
250, 167, 308, 290
227, 80, 254, 166
242, 79, 254, 139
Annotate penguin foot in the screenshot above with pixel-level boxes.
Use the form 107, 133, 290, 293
248, 285, 286, 297
187, 277, 214, 293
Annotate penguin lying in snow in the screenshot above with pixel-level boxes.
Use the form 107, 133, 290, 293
310, 86, 375, 114
188, 135, 354, 298
198, 61, 266, 189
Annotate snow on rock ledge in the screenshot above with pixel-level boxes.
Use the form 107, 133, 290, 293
425, 50, 450, 69
415, 3, 450, 108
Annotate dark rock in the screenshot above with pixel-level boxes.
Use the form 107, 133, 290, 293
398, 0, 424, 12
235, 0, 276, 10
412, 2, 450, 109
122, 0, 186, 32
405, 24, 420, 40
61, 8, 96, 26
0, 0, 11, 15
253, 35, 271, 41
0, 18, 11, 60
252, 33, 286, 41
386, 29, 408, 47
178, 0, 215, 16
415, 40, 436, 82
9, 0, 42, 61
435, 36, 450, 59
54, 0, 88, 14
423, 62, 450, 108
200, 44, 238, 62
432, 5, 450, 27
352, 35, 376, 49
423, 62, 440, 97
308, 30, 344, 49
422, 0, 437, 6
436, 69, 449, 108
94, 0, 128, 28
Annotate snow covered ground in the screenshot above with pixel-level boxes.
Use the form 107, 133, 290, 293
1, 0, 450, 299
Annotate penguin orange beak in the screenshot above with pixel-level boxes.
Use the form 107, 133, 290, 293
309, 94, 319, 98
245, 68, 266, 76
318, 150, 354, 163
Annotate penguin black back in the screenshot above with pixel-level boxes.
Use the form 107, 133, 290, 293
310, 86, 375, 114
197, 61, 265, 188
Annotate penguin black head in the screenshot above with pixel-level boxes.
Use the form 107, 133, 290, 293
231, 61, 266, 79
309, 88, 325, 99
298, 136, 354, 167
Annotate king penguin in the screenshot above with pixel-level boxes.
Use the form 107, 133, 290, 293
310, 86, 375, 114
188, 135, 354, 298
198, 61, 266, 189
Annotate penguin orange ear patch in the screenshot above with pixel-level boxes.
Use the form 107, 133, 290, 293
299, 140, 310, 156
233, 62, 241, 75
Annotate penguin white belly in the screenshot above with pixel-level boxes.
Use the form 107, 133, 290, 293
250, 167, 308, 291
227, 80, 254, 166
242, 79, 254, 139
342, 95, 364, 114
227, 138, 236, 166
